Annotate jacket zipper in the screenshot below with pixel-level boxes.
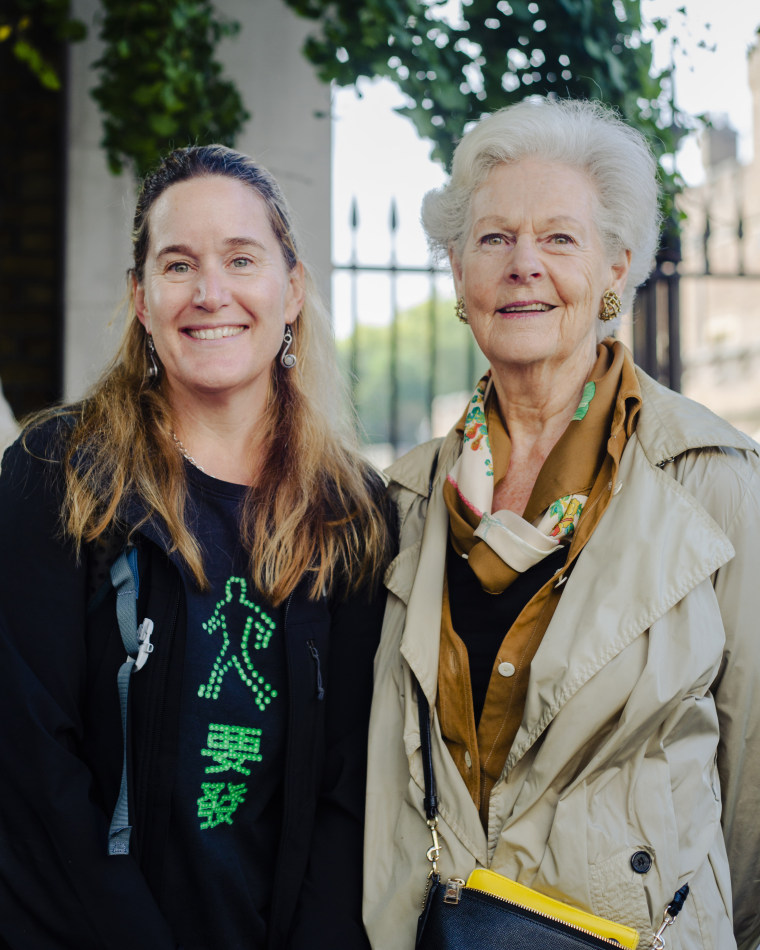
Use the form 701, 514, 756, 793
306, 639, 325, 700
136, 557, 181, 862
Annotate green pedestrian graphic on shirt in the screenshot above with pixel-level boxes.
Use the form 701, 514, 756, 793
197, 576, 278, 710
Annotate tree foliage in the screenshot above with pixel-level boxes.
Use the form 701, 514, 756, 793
92, 0, 249, 177
284, 0, 680, 171
4, 0, 248, 179
2, 0, 86, 90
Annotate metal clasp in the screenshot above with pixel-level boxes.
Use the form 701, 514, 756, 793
652, 911, 675, 950
425, 817, 442, 874
443, 878, 465, 905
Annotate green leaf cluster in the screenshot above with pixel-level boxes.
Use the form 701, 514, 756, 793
3, 0, 87, 90
285, 0, 685, 226
91, 0, 249, 177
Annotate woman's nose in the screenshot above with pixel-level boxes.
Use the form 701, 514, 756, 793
193, 268, 230, 310
506, 236, 542, 282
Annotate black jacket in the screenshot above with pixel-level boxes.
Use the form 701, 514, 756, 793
0, 421, 384, 949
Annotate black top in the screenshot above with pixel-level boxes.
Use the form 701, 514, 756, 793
447, 539, 567, 725
162, 467, 286, 949
0, 419, 385, 950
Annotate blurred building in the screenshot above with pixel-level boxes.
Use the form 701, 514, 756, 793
677, 41, 760, 438
1, 0, 330, 420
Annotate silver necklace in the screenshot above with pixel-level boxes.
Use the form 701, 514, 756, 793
171, 430, 207, 474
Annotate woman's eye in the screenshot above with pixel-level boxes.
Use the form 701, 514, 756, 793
482, 234, 505, 246
167, 261, 190, 274
551, 234, 574, 245
231, 257, 252, 268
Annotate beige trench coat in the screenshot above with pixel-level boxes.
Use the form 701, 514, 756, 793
364, 370, 760, 950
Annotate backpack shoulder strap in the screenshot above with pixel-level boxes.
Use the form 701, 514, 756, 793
108, 546, 154, 855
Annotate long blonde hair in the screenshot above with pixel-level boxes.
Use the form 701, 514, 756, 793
28, 145, 390, 603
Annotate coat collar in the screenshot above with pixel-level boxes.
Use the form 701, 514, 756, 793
386, 428, 462, 500
634, 368, 757, 465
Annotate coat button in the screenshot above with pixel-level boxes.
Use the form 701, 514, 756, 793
630, 851, 652, 873
498, 661, 516, 677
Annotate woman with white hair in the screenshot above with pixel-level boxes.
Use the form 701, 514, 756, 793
363, 98, 760, 950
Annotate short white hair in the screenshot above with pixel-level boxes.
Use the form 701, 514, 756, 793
421, 97, 662, 336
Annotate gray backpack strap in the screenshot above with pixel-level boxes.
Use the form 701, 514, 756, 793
108, 546, 154, 855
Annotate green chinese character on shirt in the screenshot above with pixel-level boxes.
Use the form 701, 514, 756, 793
201, 722, 262, 776
197, 782, 247, 830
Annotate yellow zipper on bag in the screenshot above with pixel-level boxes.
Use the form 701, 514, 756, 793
462, 868, 640, 949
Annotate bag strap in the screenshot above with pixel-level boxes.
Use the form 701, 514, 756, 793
108, 546, 154, 856
416, 686, 442, 882
419, 442, 442, 822
428, 445, 442, 499
417, 687, 438, 822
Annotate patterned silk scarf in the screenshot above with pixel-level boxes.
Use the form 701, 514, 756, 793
444, 341, 635, 595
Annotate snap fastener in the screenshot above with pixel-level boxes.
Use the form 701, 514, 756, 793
498, 661, 516, 677
630, 850, 652, 874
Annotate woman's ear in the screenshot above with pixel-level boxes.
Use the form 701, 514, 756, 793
285, 260, 306, 326
610, 248, 631, 296
132, 272, 150, 331
448, 245, 464, 297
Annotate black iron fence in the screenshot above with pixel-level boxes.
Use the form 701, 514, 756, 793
333, 197, 485, 456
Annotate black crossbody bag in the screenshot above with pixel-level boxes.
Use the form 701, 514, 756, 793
414, 686, 689, 950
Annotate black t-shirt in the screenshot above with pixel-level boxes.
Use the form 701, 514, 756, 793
161, 464, 286, 950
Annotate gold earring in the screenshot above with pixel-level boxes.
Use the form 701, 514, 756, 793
599, 290, 622, 322
455, 297, 468, 324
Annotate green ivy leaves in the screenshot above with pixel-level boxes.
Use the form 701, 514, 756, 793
91, 0, 249, 177
7, 0, 248, 180
3, 0, 87, 90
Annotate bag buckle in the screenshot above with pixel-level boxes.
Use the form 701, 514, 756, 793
134, 618, 154, 671
443, 878, 465, 905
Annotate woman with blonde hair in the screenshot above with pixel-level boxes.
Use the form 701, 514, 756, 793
0, 145, 390, 949
364, 98, 760, 950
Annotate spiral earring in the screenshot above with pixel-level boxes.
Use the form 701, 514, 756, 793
280, 326, 296, 369
146, 334, 159, 378
455, 297, 468, 324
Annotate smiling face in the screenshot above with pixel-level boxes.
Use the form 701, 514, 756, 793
134, 175, 304, 414
450, 159, 630, 382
